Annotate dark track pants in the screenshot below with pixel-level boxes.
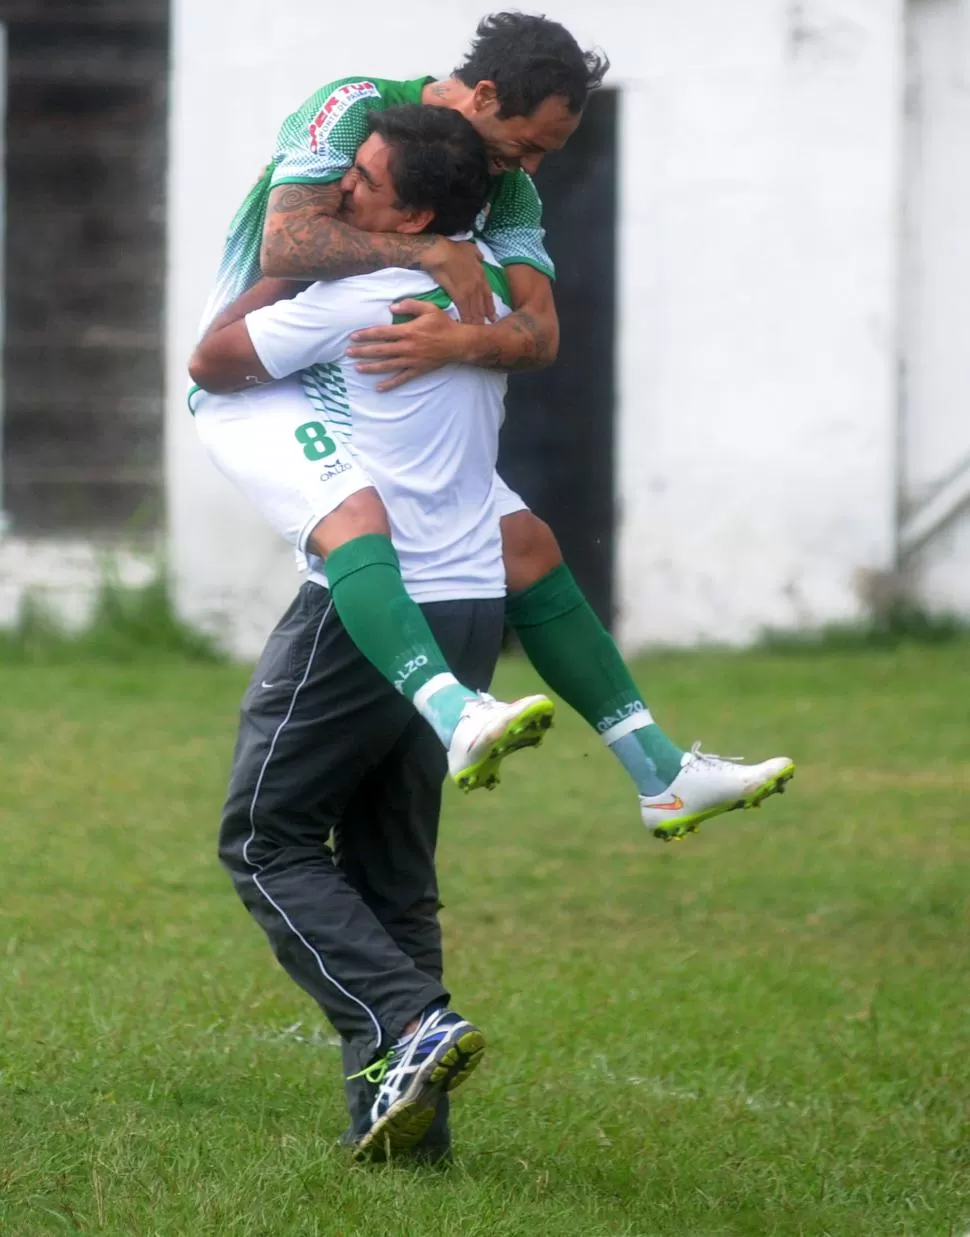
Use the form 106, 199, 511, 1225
219, 582, 504, 1143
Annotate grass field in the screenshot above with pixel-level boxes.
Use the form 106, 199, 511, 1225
1, 643, 968, 1236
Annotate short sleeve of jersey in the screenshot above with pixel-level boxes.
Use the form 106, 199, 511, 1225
479, 171, 555, 279
246, 288, 351, 379
269, 78, 388, 189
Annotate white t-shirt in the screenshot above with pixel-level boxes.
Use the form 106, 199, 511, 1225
244, 241, 513, 603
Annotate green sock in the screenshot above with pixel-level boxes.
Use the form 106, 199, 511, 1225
505, 564, 685, 793
326, 534, 475, 747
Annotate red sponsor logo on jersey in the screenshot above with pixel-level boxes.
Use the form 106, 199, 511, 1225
308, 81, 380, 154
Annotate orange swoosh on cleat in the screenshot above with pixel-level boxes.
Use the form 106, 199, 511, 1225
651, 795, 685, 811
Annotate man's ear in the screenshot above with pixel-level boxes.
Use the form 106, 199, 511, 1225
395, 208, 435, 235
471, 80, 499, 113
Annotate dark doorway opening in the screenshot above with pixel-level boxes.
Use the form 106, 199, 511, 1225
498, 88, 618, 627
1, 0, 169, 535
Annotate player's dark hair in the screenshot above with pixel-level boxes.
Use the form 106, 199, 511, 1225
368, 105, 490, 236
455, 11, 609, 118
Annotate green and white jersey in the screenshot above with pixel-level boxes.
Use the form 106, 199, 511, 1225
200, 75, 554, 330
243, 240, 514, 601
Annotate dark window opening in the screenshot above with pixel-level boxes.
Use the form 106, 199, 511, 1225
1, 0, 169, 536
499, 88, 618, 628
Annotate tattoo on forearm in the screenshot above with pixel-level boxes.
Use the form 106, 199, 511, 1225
477, 310, 554, 372
507, 311, 552, 371
263, 183, 435, 279
272, 182, 342, 213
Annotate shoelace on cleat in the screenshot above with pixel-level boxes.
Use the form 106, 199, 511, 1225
457, 691, 499, 724
687, 740, 743, 767
346, 1051, 392, 1086
345, 1015, 450, 1086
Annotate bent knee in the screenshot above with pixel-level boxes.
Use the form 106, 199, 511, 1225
306, 486, 391, 559
500, 511, 563, 592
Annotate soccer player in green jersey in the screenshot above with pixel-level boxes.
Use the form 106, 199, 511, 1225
194, 13, 794, 840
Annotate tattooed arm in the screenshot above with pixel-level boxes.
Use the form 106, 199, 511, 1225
346, 264, 560, 391
259, 183, 494, 324
456, 264, 559, 371
260, 182, 430, 277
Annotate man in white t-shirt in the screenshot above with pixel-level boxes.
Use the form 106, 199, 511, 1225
193, 218, 515, 614
190, 105, 536, 1165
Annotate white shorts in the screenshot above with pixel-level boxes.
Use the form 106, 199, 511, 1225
193, 377, 373, 554
193, 376, 529, 553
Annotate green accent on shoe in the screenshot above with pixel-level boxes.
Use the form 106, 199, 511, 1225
353, 1107, 437, 1164
430, 1028, 486, 1092
652, 762, 796, 843
346, 1053, 392, 1086
453, 698, 555, 793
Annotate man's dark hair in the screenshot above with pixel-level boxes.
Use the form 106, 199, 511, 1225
455, 11, 609, 118
368, 105, 490, 237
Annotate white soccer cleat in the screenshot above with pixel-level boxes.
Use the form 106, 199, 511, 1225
641, 743, 795, 842
447, 692, 555, 792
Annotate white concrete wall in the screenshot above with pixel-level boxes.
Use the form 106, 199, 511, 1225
167, 0, 907, 656
616, 0, 904, 645
901, 0, 970, 615
0, 539, 157, 632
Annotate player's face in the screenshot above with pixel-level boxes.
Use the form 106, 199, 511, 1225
470, 91, 581, 175
338, 134, 424, 233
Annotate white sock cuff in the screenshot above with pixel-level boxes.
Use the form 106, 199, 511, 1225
600, 709, 655, 746
412, 672, 460, 712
